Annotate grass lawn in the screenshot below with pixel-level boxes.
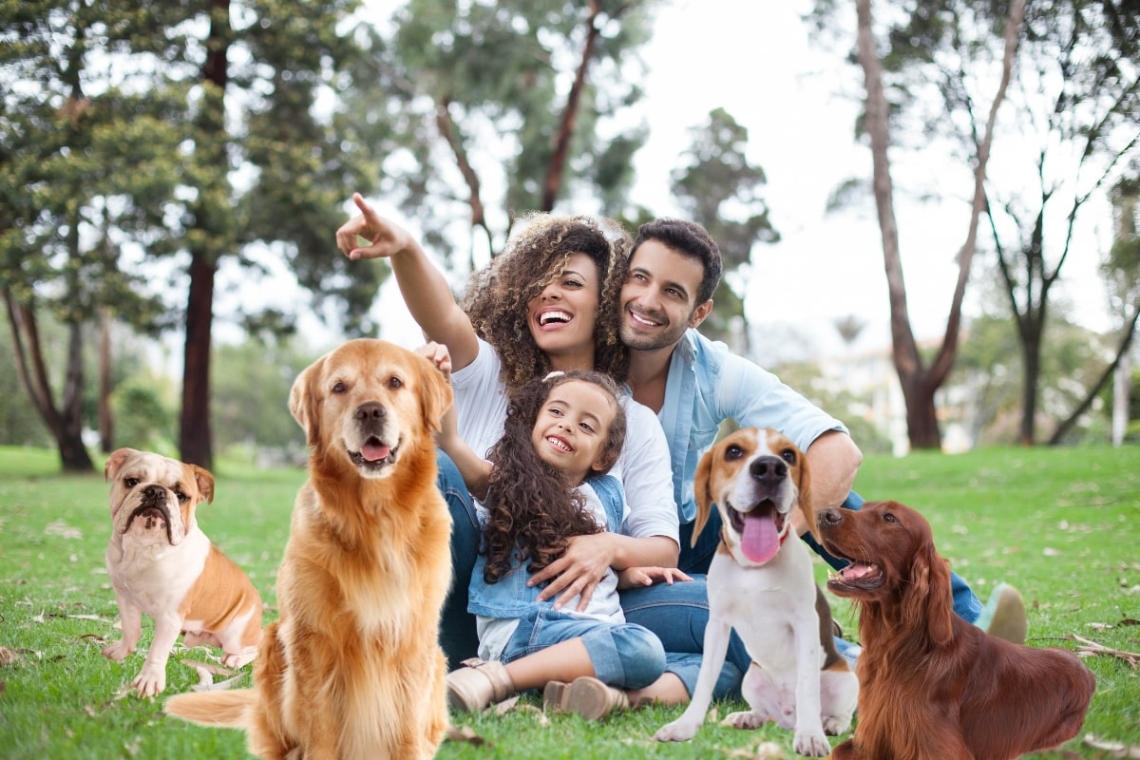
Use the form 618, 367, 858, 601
0, 444, 1137, 759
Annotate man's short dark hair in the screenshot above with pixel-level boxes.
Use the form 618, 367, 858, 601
630, 219, 722, 305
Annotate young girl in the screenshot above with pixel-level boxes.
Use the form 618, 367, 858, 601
425, 345, 689, 719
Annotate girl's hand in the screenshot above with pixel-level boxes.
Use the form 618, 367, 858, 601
616, 566, 693, 590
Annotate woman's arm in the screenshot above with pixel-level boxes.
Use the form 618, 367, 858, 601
336, 193, 480, 370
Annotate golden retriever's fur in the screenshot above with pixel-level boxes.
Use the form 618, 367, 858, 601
165, 339, 454, 760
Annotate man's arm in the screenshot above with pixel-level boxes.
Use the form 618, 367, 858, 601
794, 429, 863, 536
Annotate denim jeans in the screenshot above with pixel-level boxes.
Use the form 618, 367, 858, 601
502, 608, 666, 689
437, 450, 481, 671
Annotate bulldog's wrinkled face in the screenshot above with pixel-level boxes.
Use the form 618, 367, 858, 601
694, 428, 811, 567
104, 448, 214, 546
289, 339, 452, 480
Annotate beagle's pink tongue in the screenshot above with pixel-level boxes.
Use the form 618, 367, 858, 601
741, 513, 779, 563
361, 442, 390, 462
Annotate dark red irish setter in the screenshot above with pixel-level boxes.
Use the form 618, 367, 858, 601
817, 500, 1095, 760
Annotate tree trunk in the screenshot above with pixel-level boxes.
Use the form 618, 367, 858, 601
855, 0, 1023, 451
180, 247, 217, 469
179, 0, 229, 470
1019, 315, 1043, 445
60, 321, 94, 472
1112, 352, 1131, 447
98, 306, 114, 453
542, 0, 602, 212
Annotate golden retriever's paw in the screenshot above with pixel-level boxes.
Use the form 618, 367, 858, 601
102, 640, 133, 661
793, 730, 831, 757
721, 709, 767, 730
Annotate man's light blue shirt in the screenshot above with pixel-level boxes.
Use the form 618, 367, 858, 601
658, 329, 848, 524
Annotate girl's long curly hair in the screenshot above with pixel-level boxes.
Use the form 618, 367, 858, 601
481, 371, 627, 585
461, 214, 631, 392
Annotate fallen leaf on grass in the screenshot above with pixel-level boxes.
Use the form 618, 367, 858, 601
1083, 734, 1140, 758
189, 673, 244, 692
492, 695, 519, 715
180, 659, 236, 677
725, 742, 786, 759
508, 703, 549, 726
0, 647, 18, 666
67, 614, 109, 622
444, 724, 488, 746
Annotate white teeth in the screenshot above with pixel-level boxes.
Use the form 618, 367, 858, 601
539, 311, 571, 326
546, 436, 571, 452
631, 311, 659, 327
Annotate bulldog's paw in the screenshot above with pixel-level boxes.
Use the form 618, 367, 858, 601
721, 709, 767, 730
654, 718, 700, 743
132, 665, 166, 697
221, 646, 258, 669
793, 730, 832, 757
102, 640, 133, 661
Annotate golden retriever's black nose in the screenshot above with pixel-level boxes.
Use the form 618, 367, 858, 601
355, 402, 387, 422
749, 456, 787, 484
818, 508, 843, 526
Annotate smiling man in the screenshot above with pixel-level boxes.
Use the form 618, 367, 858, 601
615, 218, 1027, 648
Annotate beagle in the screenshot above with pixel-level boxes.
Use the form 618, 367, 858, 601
655, 428, 857, 756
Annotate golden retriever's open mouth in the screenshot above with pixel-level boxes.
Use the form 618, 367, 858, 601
348, 435, 399, 471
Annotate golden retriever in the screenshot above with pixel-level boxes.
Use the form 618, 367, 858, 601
166, 339, 454, 760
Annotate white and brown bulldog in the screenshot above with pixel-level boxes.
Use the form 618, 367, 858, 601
102, 448, 262, 697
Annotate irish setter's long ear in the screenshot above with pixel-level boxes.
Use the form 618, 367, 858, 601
903, 538, 955, 647
692, 447, 715, 548
794, 450, 816, 542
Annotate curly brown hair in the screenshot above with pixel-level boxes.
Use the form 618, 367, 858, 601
461, 214, 631, 392
481, 371, 627, 585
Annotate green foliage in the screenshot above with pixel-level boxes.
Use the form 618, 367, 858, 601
671, 108, 779, 346
209, 338, 317, 454
112, 381, 176, 456
2, 445, 1138, 757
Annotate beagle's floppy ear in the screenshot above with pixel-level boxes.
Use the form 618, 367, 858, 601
416, 352, 454, 435
692, 446, 716, 548
289, 355, 326, 448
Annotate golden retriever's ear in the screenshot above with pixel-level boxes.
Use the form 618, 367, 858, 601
794, 449, 817, 542
692, 447, 715, 548
418, 354, 454, 434
190, 465, 215, 504
289, 357, 324, 448
903, 539, 955, 647
104, 448, 136, 481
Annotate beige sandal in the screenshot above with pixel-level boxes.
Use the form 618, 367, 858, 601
446, 658, 516, 713
542, 680, 568, 713
559, 676, 629, 720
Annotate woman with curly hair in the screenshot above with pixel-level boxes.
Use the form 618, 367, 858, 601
425, 360, 689, 717
336, 194, 748, 712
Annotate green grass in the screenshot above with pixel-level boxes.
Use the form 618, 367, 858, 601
1, 444, 1138, 759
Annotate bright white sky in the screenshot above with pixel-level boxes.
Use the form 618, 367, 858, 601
224, 0, 1115, 364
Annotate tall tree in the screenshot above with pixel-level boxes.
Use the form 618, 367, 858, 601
670, 108, 779, 350
1, 1, 180, 471
811, 0, 1024, 448
360, 0, 657, 272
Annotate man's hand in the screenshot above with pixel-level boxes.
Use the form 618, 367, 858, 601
335, 193, 417, 261
529, 533, 617, 612
617, 566, 692, 590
